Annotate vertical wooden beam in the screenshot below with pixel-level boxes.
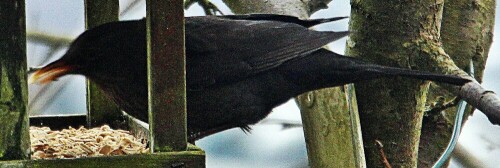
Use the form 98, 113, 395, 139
146, 0, 187, 152
0, 0, 30, 160
84, 0, 124, 128
297, 85, 366, 168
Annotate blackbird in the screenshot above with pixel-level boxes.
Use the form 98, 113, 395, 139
30, 14, 470, 141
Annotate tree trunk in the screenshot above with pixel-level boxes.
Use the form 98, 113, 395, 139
347, 2, 435, 167
347, 0, 495, 167
419, 0, 495, 167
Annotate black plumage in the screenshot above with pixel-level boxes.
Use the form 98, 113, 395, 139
30, 14, 470, 141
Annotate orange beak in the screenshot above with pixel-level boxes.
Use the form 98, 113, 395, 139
29, 61, 74, 84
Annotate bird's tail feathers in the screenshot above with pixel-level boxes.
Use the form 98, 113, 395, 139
362, 65, 470, 86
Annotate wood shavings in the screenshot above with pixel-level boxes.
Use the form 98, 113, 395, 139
30, 125, 149, 159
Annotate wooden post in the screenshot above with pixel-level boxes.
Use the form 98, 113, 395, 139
84, 0, 124, 128
0, 0, 30, 160
146, 0, 187, 152
298, 85, 366, 168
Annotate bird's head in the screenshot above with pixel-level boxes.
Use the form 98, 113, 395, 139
30, 19, 146, 85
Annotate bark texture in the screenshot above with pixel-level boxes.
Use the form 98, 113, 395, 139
347, 0, 496, 167
347, 0, 445, 167
420, 0, 495, 167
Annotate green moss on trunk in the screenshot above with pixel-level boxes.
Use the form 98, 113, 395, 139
419, 0, 495, 167
347, 0, 444, 167
297, 86, 364, 168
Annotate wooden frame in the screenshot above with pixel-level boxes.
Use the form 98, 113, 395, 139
0, 0, 204, 167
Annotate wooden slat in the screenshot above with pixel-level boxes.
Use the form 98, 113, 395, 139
146, 0, 187, 152
84, 0, 125, 128
121, 111, 150, 142
0, 0, 30, 160
345, 85, 366, 168
0, 150, 205, 168
30, 114, 87, 130
298, 85, 366, 168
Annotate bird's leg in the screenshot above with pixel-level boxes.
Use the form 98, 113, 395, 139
188, 124, 245, 143
184, 0, 223, 15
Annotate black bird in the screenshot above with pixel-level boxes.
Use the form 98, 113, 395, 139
30, 14, 470, 141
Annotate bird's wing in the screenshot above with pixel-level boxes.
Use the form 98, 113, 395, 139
219, 14, 348, 28
185, 15, 348, 89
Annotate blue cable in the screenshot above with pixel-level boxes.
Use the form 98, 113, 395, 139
432, 60, 474, 168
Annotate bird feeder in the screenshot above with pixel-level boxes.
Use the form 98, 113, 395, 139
0, 0, 205, 167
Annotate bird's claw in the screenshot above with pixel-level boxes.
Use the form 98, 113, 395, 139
184, 0, 224, 15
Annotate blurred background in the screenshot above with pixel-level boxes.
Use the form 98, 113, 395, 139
25, 0, 499, 167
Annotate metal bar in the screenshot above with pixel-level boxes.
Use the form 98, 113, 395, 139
146, 0, 187, 152
84, 0, 124, 128
0, 0, 30, 160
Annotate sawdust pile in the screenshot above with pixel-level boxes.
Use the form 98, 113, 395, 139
30, 125, 148, 159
